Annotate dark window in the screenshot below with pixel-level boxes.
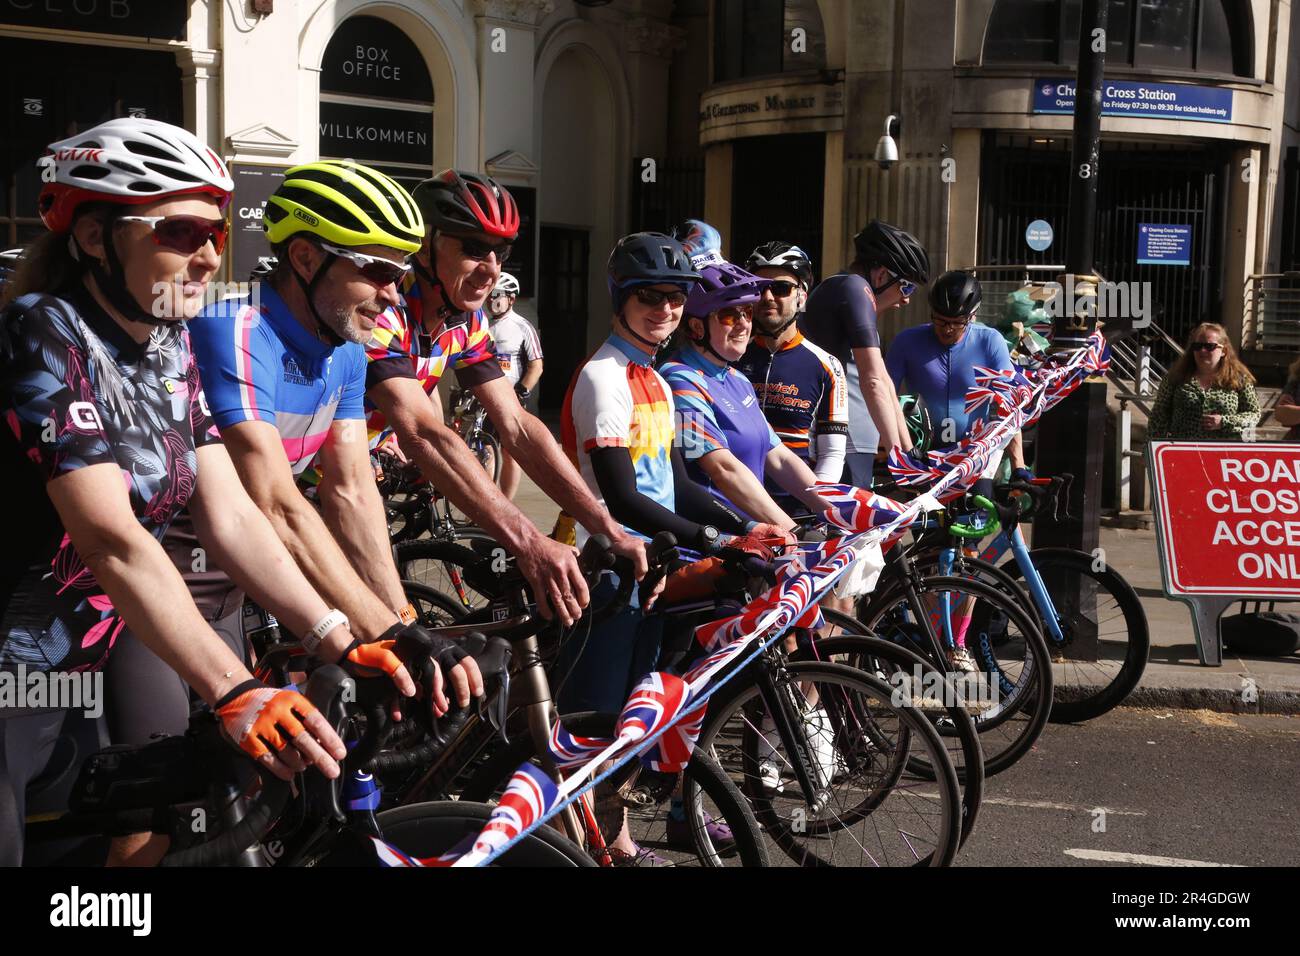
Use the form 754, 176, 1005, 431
984, 0, 1252, 77
713, 0, 826, 82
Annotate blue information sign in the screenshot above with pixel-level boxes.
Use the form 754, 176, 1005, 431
1138, 224, 1192, 266
1033, 79, 1233, 124
1025, 219, 1054, 252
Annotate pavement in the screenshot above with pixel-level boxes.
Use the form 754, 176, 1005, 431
508, 469, 1300, 715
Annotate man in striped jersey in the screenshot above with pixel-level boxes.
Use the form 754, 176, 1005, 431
484, 272, 542, 500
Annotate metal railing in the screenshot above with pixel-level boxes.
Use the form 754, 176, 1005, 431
1243, 273, 1300, 351
969, 264, 1064, 328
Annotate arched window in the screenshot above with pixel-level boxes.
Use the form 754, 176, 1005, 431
984, 0, 1252, 77
713, 0, 827, 83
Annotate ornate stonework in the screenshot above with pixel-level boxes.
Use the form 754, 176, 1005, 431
624, 17, 685, 59
470, 0, 555, 26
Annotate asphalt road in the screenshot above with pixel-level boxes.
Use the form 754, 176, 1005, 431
954, 707, 1300, 867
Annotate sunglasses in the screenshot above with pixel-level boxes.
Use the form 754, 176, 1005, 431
118, 215, 229, 256
634, 287, 688, 308
766, 280, 799, 297
878, 271, 917, 298
459, 236, 514, 262
1191, 342, 1222, 352
713, 307, 752, 327
932, 315, 973, 330
319, 242, 412, 287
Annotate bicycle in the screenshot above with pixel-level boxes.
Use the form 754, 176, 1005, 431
448, 386, 501, 489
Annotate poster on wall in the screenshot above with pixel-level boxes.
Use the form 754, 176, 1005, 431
502, 186, 536, 299
229, 163, 287, 282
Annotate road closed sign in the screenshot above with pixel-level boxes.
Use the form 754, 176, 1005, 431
1149, 441, 1300, 597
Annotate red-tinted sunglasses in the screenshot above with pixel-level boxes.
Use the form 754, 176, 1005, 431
118, 215, 230, 255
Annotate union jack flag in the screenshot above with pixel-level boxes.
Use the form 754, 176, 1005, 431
461, 761, 559, 863
369, 835, 465, 868
887, 447, 945, 486
640, 701, 707, 773
549, 719, 614, 770
618, 672, 690, 743
811, 483, 907, 533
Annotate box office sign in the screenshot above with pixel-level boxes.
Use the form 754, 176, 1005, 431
0, 1, 186, 40
319, 101, 432, 167
321, 15, 433, 102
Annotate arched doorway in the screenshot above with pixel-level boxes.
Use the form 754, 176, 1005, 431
537, 46, 620, 410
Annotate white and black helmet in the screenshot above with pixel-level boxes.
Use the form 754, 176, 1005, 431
493, 272, 521, 296
746, 241, 814, 288
37, 117, 233, 233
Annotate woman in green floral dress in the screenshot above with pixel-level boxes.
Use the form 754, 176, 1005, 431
1148, 322, 1260, 441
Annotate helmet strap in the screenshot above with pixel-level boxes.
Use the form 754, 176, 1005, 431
689, 315, 731, 366
414, 242, 458, 325
617, 312, 669, 355
83, 218, 167, 327
291, 252, 346, 348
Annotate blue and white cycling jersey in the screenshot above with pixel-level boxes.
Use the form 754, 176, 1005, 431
190, 284, 367, 476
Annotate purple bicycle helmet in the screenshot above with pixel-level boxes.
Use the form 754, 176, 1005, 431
669, 219, 770, 319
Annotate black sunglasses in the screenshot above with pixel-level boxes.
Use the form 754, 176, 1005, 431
459, 236, 514, 262
1190, 342, 1222, 352
766, 280, 799, 297
634, 287, 688, 308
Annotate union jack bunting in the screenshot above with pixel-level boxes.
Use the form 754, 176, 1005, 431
549, 719, 614, 770
455, 761, 559, 865
618, 672, 690, 743
369, 834, 468, 868
888, 447, 945, 486
810, 483, 908, 533
640, 701, 707, 773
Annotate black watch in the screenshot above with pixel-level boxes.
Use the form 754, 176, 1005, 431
696, 524, 722, 554
514, 383, 531, 401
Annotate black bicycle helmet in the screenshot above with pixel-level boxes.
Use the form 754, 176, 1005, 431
746, 241, 814, 288
929, 270, 982, 319
852, 220, 930, 284
606, 232, 700, 311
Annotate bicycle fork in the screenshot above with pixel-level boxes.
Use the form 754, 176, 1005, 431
754, 656, 832, 816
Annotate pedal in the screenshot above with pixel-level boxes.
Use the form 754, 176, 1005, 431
616, 766, 680, 808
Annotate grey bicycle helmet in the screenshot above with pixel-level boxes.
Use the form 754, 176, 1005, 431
606, 232, 700, 311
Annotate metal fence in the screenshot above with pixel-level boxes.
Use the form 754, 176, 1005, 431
969, 264, 1064, 327
1243, 273, 1300, 352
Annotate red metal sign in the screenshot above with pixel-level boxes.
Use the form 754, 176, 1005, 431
1150, 441, 1300, 597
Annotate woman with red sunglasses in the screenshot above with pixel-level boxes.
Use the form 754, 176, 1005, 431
0, 118, 375, 866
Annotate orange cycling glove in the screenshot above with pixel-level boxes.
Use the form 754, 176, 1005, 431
214, 680, 319, 762
341, 638, 406, 681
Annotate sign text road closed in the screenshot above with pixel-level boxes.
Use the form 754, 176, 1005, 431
1150, 441, 1300, 597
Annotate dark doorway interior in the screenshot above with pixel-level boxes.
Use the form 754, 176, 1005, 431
537, 225, 590, 412
0, 37, 182, 249
730, 132, 825, 278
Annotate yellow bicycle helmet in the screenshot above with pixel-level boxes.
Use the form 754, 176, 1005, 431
264, 160, 423, 253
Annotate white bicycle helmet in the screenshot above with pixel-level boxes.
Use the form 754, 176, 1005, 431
493, 272, 521, 296
746, 241, 814, 288
37, 117, 233, 233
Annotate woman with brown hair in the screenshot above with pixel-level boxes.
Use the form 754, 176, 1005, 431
1148, 322, 1260, 441
1271, 355, 1300, 440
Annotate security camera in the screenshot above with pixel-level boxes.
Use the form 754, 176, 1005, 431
875, 114, 900, 171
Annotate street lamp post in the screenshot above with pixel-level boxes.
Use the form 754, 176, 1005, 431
1032, 0, 1109, 656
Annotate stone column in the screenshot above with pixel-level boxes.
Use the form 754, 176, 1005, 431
471, 0, 554, 168
177, 47, 221, 149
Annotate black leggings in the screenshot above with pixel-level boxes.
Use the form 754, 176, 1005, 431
0, 708, 66, 866
104, 604, 248, 745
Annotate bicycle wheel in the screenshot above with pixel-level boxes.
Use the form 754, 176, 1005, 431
401, 581, 468, 625
807, 614, 984, 850
395, 536, 503, 613
371, 801, 596, 866
859, 575, 1052, 777
692, 660, 962, 867
1001, 547, 1149, 723
460, 711, 769, 868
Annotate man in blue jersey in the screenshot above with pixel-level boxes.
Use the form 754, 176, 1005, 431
801, 221, 929, 487
885, 270, 1027, 468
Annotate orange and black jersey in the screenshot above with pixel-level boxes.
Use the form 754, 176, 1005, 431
737, 330, 848, 460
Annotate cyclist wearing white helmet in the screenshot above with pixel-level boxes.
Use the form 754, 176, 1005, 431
484, 271, 543, 500
0, 119, 350, 864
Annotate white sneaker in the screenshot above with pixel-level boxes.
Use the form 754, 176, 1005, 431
802, 705, 843, 786
756, 716, 785, 794
947, 646, 978, 674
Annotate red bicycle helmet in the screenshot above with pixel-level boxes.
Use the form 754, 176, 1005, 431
412, 169, 520, 240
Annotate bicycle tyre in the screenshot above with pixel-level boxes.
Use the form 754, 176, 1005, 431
400, 580, 468, 625
1001, 547, 1150, 723
858, 575, 1053, 776
394, 537, 503, 612
373, 800, 596, 866
459, 711, 769, 868
692, 660, 962, 867
807, 616, 984, 849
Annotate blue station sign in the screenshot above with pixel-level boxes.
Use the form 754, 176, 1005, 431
1033, 79, 1233, 124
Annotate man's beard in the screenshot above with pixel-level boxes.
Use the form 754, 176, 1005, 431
320, 298, 374, 345
754, 305, 796, 335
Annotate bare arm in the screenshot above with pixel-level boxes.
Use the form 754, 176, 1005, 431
48, 464, 249, 706
1273, 396, 1300, 427
1008, 432, 1026, 471
765, 445, 831, 515
315, 418, 408, 611
188, 444, 361, 664
853, 346, 907, 454
519, 358, 543, 393
219, 419, 400, 642
696, 447, 794, 530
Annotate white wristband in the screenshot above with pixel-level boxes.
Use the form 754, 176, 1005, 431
305, 609, 349, 655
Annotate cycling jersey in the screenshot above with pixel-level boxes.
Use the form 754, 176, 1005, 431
660, 347, 780, 515
0, 288, 220, 673
190, 283, 367, 476
561, 334, 676, 544
737, 329, 848, 495
884, 322, 1014, 448
364, 275, 503, 448
489, 309, 543, 387
800, 272, 882, 455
